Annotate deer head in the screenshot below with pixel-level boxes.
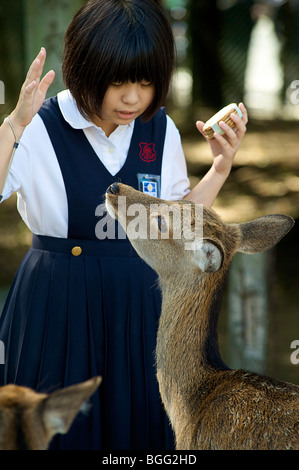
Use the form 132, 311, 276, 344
105, 183, 294, 282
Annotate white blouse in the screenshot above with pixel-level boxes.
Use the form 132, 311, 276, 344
1, 90, 190, 238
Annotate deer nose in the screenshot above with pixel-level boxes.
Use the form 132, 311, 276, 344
106, 183, 120, 195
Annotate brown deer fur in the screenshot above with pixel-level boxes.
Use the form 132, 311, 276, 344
105, 182, 298, 450
0, 376, 101, 449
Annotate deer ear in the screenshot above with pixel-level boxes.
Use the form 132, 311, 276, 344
238, 215, 294, 254
192, 239, 223, 273
42, 377, 102, 439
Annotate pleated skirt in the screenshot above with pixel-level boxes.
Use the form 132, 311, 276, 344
0, 235, 174, 450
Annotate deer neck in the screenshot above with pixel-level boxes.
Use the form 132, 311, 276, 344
156, 269, 228, 408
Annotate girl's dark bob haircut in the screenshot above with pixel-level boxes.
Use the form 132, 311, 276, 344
62, 0, 175, 122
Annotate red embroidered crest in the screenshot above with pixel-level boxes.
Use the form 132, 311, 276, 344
139, 142, 157, 162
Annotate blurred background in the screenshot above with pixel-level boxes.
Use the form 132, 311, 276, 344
0, 0, 298, 383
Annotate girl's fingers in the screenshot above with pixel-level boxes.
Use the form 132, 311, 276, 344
38, 47, 47, 69
218, 120, 239, 144
230, 114, 247, 139
223, 108, 247, 136
213, 129, 232, 150
39, 70, 55, 96
195, 121, 208, 140
24, 59, 39, 86
24, 80, 38, 96
238, 102, 248, 124
25, 48, 46, 85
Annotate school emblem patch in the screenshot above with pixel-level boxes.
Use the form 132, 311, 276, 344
139, 142, 157, 162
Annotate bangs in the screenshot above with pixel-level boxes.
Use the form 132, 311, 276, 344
108, 26, 160, 85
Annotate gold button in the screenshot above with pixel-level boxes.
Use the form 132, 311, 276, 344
71, 246, 82, 256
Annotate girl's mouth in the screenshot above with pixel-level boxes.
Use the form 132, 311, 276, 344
116, 110, 137, 120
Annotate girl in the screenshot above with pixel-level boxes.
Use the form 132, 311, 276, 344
0, 0, 247, 450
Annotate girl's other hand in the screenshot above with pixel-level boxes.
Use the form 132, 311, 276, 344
9, 47, 55, 139
196, 102, 248, 178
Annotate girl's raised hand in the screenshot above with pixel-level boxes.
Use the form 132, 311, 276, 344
196, 102, 248, 178
9, 47, 55, 139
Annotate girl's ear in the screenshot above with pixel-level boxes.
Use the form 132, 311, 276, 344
237, 215, 294, 254
192, 239, 223, 273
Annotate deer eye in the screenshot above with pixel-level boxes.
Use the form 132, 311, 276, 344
157, 215, 167, 233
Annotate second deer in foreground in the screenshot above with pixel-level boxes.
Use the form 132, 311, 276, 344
106, 182, 299, 450
0, 377, 101, 450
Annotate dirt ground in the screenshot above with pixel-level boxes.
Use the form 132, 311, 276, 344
0, 118, 298, 384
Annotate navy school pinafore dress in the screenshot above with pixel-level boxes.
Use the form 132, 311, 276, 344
0, 97, 175, 450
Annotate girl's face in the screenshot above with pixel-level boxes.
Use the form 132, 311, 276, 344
93, 81, 155, 136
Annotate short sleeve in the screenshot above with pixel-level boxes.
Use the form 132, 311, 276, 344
160, 115, 190, 201
0, 114, 45, 204
0, 137, 27, 202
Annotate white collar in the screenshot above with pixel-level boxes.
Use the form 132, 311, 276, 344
57, 89, 134, 135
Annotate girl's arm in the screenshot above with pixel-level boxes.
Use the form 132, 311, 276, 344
184, 103, 248, 207
0, 47, 55, 194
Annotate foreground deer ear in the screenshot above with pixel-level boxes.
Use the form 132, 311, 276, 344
42, 377, 102, 439
238, 215, 294, 254
192, 239, 223, 273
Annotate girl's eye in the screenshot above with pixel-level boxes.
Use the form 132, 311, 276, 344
157, 215, 167, 233
111, 81, 152, 87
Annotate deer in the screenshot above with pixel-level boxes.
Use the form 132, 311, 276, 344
105, 182, 299, 450
0, 376, 101, 450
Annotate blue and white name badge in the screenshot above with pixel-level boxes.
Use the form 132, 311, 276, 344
137, 173, 161, 198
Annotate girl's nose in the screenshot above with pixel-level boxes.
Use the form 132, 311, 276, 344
121, 83, 139, 105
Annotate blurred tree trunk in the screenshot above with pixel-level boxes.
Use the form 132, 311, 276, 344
187, 0, 256, 108
0, 0, 24, 117
227, 251, 272, 374
218, 0, 255, 105
24, 0, 85, 97
187, 0, 223, 109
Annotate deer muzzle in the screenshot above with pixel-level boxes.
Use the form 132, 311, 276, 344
106, 182, 120, 195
